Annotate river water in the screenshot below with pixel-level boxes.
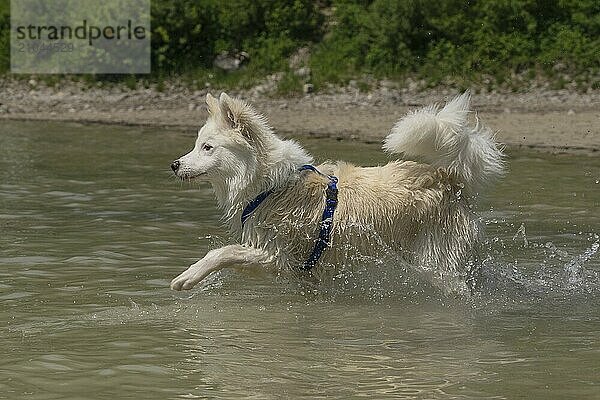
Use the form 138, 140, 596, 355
1, 121, 599, 399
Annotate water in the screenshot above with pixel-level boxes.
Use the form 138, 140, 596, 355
1, 120, 599, 399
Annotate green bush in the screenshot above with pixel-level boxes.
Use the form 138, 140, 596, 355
312, 0, 600, 87
0, 0, 9, 73
151, 0, 219, 73
0, 0, 598, 90
151, 0, 322, 74
311, 0, 428, 83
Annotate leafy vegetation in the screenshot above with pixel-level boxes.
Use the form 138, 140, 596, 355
151, 0, 322, 74
1, 0, 598, 91
311, 0, 600, 89
0, 0, 9, 73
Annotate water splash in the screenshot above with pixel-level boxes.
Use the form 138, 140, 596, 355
559, 236, 599, 291
480, 232, 600, 301
512, 223, 528, 247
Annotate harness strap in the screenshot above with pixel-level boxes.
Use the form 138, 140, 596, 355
300, 166, 338, 270
240, 164, 339, 271
241, 189, 272, 226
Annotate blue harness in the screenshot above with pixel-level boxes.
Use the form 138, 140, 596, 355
241, 165, 339, 271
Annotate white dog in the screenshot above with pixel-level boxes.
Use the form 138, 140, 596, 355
169, 92, 504, 294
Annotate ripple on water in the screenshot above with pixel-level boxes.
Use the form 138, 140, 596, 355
0, 291, 36, 301
1, 122, 599, 399
1, 256, 58, 266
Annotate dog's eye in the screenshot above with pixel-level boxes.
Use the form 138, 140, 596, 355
202, 144, 213, 151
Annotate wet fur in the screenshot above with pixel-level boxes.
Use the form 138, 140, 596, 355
170, 92, 504, 295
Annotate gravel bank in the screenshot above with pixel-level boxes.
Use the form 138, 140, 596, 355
1, 78, 598, 155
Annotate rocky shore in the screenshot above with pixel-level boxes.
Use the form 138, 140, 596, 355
1, 77, 598, 155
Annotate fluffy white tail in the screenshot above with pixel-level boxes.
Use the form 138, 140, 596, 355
383, 92, 504, 195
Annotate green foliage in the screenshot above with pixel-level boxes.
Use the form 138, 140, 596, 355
124, 74, 138, 90
0, 0, 9, 73
0, 0, 598, 90
276, 71, 303, 95
151, 0, 322, 73
151, 0, 219, 73
312, 0, 600, 87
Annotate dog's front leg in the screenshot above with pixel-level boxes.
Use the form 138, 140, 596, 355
170, 244, 271, 291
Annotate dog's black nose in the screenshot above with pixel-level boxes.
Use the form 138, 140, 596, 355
171, 160, 180, 172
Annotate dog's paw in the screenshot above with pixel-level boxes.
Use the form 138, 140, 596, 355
170, 265, 210, 291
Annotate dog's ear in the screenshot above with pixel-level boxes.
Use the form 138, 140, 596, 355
219, 93, 239, 129
206, 93, 219, 115
218, 92, 272, 142
218, 93, 256, 139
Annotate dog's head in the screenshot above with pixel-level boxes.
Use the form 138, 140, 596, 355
171, 93, 270, 182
